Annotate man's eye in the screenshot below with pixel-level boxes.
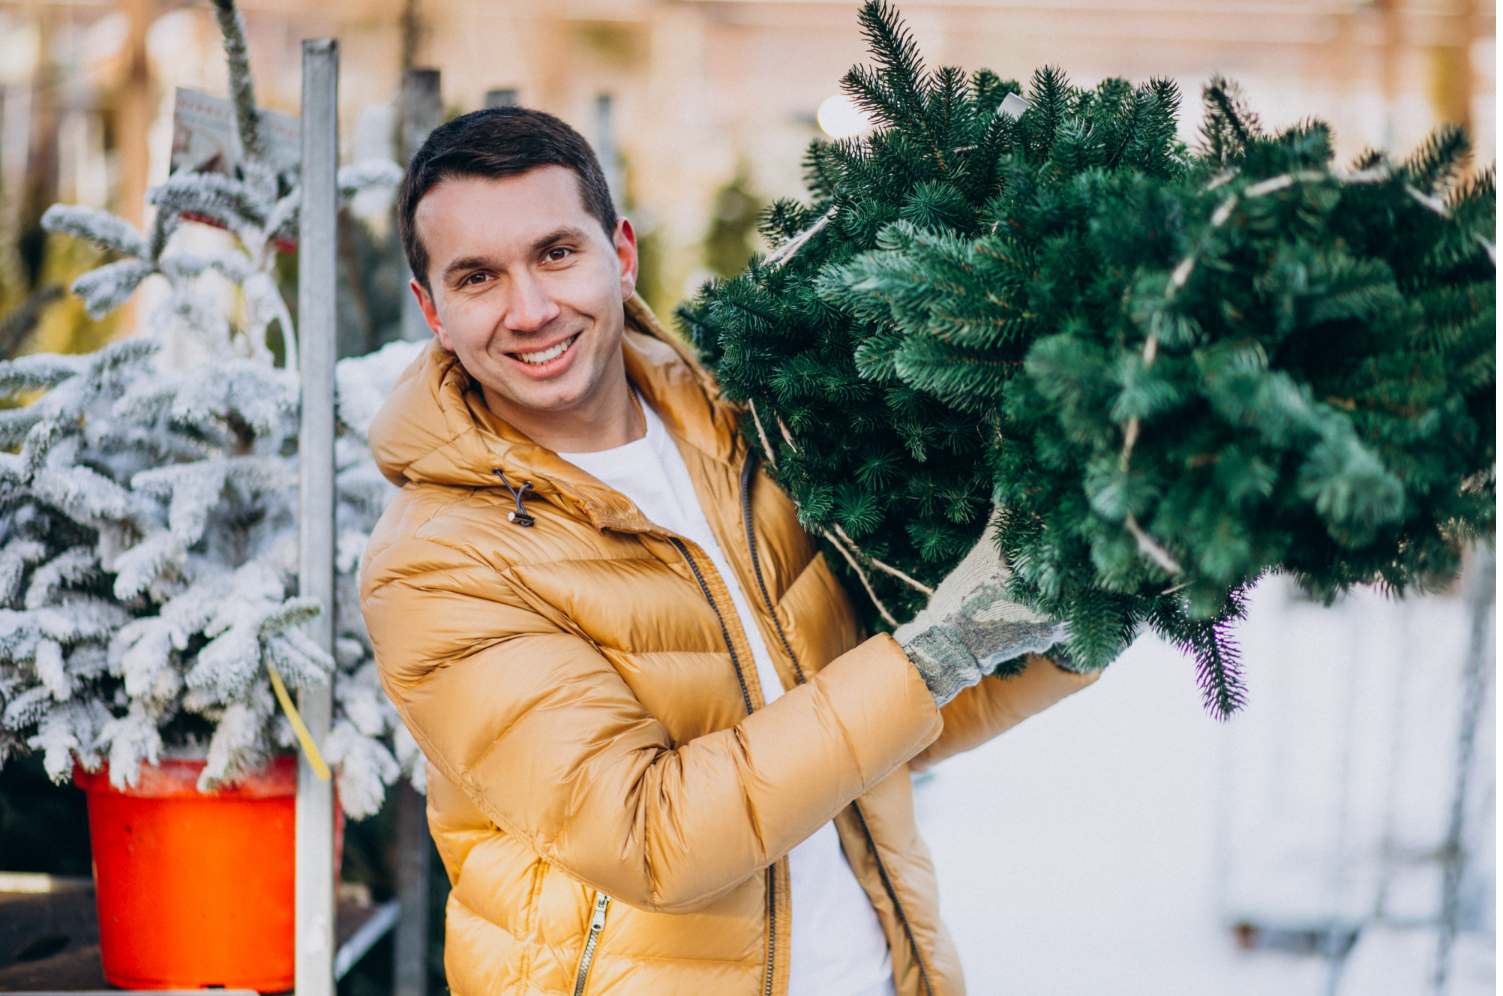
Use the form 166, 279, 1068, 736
464, 272, 490, 285
545, 247, 572, 262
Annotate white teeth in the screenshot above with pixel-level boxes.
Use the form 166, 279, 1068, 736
516, 335, 577, 365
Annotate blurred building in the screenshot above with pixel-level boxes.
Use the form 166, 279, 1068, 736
0, 0, 1494, 328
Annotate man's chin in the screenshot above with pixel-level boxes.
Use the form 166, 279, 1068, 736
484, 375, 595, 418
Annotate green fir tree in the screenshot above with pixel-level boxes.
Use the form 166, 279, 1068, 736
678, 1, 1495, 715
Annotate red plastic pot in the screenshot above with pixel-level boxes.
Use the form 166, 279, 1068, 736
75, 755, 342, 992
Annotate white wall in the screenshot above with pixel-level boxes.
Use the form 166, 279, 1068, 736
915, 559, 1494, 996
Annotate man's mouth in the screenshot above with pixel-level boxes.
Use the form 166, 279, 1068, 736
512, 334, 579, 366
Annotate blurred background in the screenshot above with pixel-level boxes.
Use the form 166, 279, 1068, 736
0, 1, 1493, 994
0, 0, 1494, 350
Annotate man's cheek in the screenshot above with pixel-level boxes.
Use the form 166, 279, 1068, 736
553, 260, 615, 304
444, 302, 495, 353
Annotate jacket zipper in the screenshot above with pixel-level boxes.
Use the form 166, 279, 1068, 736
764, 865, 777, 996
664, 533, 772, 993
572, 892, 611, 996
738, 455, 937, 996
740, 457, 807, 686
667, 535, 755, 715
849, 801, 936, 996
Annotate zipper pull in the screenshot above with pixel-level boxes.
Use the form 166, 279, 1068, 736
574, 892, 613, 996
589, 892, 610, 930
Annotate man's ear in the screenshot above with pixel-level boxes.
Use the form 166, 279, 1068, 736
615, 217, 639, 301
411, 278, 453, 350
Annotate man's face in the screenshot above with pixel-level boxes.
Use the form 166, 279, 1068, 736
411, 166, 636, 418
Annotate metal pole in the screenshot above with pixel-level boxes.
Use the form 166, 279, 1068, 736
400, 68, 442, 342
593, 93, 622, 212
390, 64, 439, 992
393, 784, 430, 996
1434, 547, 1495, 994
297, 37, 338, 996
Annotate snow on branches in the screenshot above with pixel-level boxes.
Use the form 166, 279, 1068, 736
0, 332, 423, 815
0, 0, 417, 816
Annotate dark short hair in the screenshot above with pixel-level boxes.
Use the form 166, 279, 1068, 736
396, 106, 617, 292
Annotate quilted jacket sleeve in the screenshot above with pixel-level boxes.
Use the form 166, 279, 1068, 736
361, 533, 943, 915
907, 653, 1098, 772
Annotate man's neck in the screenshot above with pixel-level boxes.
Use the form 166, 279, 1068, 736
481, 362, 645, 454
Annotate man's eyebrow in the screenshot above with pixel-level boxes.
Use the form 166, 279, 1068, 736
529, 226, 590, 254
442, 256, 493, 282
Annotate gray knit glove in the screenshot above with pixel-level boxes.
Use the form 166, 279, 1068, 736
894, 516, 1067, 707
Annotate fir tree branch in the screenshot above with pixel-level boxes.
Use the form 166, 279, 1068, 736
686, 7, 1494, 702
748, 358, 910, 627
764, 206, 837, 269
1112, 162, 1416, 577
822, 527, 901, 628
147, 199, 178, 263
1124, 515, 1183, 574
211, 0, 264, 164
849, 1, 948, 170
1402, 123, 1471, 193
755, 384, 930, 603
1025, 66, 1071, 161
776, 414, 800, 452
1200, 75, 1261, 167
747, 398, 780, 471
1191, 621, 1246, 719
832, 522, 935, 595
1406, 184, 1452, 218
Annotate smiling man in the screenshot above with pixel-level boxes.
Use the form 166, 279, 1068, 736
359, 107, 1097, 996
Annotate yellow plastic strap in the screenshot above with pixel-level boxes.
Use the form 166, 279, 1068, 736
268, 665, 331, 781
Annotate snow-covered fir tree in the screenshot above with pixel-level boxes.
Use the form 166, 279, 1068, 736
0, 0, 421, 817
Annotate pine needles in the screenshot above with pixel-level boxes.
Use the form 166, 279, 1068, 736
681, 1, 1495, 716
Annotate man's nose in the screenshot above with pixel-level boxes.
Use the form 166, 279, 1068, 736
503, 271, 562, 333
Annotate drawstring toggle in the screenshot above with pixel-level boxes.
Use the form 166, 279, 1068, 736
493, 469, 535, 527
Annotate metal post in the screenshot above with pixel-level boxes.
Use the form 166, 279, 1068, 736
391, 65, 439, 995
297, 37, 339, 996
399, 68, 442, 162
1434, 547, 1495, 993
594, 94, 622, 212
400, 68, 442, 342
393, 784, 430, 996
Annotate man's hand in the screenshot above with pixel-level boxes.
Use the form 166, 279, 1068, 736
894, 515, 1066, 707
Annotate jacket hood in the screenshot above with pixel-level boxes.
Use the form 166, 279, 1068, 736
367, 295, 742, 529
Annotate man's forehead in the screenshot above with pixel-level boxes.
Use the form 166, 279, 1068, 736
416, 166, 592, 240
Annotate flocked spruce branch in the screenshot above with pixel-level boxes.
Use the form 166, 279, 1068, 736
0, 0, 418, 815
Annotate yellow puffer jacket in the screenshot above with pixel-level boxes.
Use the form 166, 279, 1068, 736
360, 298, 1096, 996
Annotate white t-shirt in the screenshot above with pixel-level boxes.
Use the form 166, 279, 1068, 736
559, 398, 897, 996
